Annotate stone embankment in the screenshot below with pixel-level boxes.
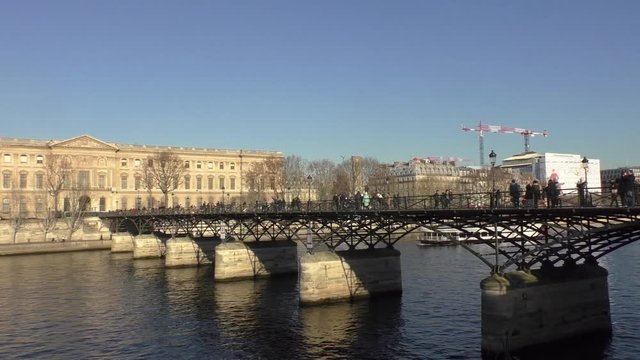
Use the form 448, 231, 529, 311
0, 217, 112, 256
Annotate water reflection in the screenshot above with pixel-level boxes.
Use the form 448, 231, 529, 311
299, 296, 403, 359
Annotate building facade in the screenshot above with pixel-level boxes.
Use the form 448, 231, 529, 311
386, 157, 469, 196
0, 135, 282, 215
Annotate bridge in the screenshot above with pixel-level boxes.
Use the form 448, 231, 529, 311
98, 192, 640, 356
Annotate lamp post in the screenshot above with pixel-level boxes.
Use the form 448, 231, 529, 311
489, 150, 499, 274
582, 156, 589, 207
489, 150, 497, 209
307, 175, 312, 211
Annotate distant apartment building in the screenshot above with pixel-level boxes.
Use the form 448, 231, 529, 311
385, 157, 468, 196
0, 135, 282, 215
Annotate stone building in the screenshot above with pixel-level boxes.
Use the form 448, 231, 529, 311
384, 157, 469, 196
0, 135, 282, 215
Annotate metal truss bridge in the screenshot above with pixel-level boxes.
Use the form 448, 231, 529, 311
99, 201, 640, 273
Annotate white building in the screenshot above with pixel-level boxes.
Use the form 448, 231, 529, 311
501, 152, 602, 193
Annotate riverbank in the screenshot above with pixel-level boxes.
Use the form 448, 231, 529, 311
0, 239, 112, 256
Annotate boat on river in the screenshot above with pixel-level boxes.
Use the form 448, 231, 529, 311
416, 226, 540, 247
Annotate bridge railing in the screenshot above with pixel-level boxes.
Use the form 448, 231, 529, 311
99, 185, 638, 217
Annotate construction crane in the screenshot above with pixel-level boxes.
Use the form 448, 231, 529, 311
462, 122, 549, 166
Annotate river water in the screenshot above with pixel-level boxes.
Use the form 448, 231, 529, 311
0, 240, 638, 359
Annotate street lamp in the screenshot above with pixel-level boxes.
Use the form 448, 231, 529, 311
307, 175, 313, 210
582, 156, 589, 206
489, 150, 497, 209
489, 150, 499, 274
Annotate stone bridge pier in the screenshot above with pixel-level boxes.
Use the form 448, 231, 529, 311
298, 248, 403, 305
481, 263, 611, 355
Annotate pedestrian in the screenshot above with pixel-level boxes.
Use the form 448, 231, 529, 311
531, 180, 541, 208
545, 179, 557, 208
362, 191, 371, 209
621, 169, 636, 206
509, 179, 521, 208
609, 180, 619, 207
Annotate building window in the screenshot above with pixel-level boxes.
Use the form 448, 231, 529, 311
147, 159, 154, 167
196, 161, 202, 169
19, 197, 27, 214
208, 177, 214, 190
99, 197, 106, 212
230, 162, 235, 170
135, 176, 141, 190
35, 173, 44, 189
196, 176, 202, 190
20, 154, 28, 163
2, 198, 10, 212
3, 154, 11, 163
207, 162, 213, 169
134, 159, 141, 167
184, 161, 190, 169
121, 158, 128, 167
19, 173, 27, 189
230, 177, 236, 190
219, 162, 224, 170
78, 171, 90, 188
2, 173, 10, 189
36, 155, 44, 164
184, 175, 190, 190
219, 177, 225, 190
35, 197, 44, 213
62, 173, 71, 189
98, 174, 106, 189
121, 197, 127, 210
121, 175, 128, 190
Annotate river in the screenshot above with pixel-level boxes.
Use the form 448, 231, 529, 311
0, 240, 638, 359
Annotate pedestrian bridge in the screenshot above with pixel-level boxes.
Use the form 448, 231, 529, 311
100, 202, 640, 274
98, 195, 640, 357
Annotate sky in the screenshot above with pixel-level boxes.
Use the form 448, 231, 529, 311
1, 1, 638, 169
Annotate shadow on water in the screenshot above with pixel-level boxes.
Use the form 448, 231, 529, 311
483, 331, 612, 360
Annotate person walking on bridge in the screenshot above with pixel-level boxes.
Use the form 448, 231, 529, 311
509, 180, 521, 208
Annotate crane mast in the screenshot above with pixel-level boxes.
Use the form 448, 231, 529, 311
462, 122, 549, 166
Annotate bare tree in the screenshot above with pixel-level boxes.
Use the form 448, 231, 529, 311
144, 151, 185, 207
8, 181, 27, 244
141, 159, 157, 208
282, 155, 306, 199
361, 156, 383, 187
308, 159, 336, 200
62, 176, 90, 241
35, 190, 57, 242
244, 157, 284, 202
332, 166, 352, 196
44, 154, 72, 213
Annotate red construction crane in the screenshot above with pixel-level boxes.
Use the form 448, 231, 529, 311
461, 122, 549, 166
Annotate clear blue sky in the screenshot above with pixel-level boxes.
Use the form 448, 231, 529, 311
1, 1, 638, 168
